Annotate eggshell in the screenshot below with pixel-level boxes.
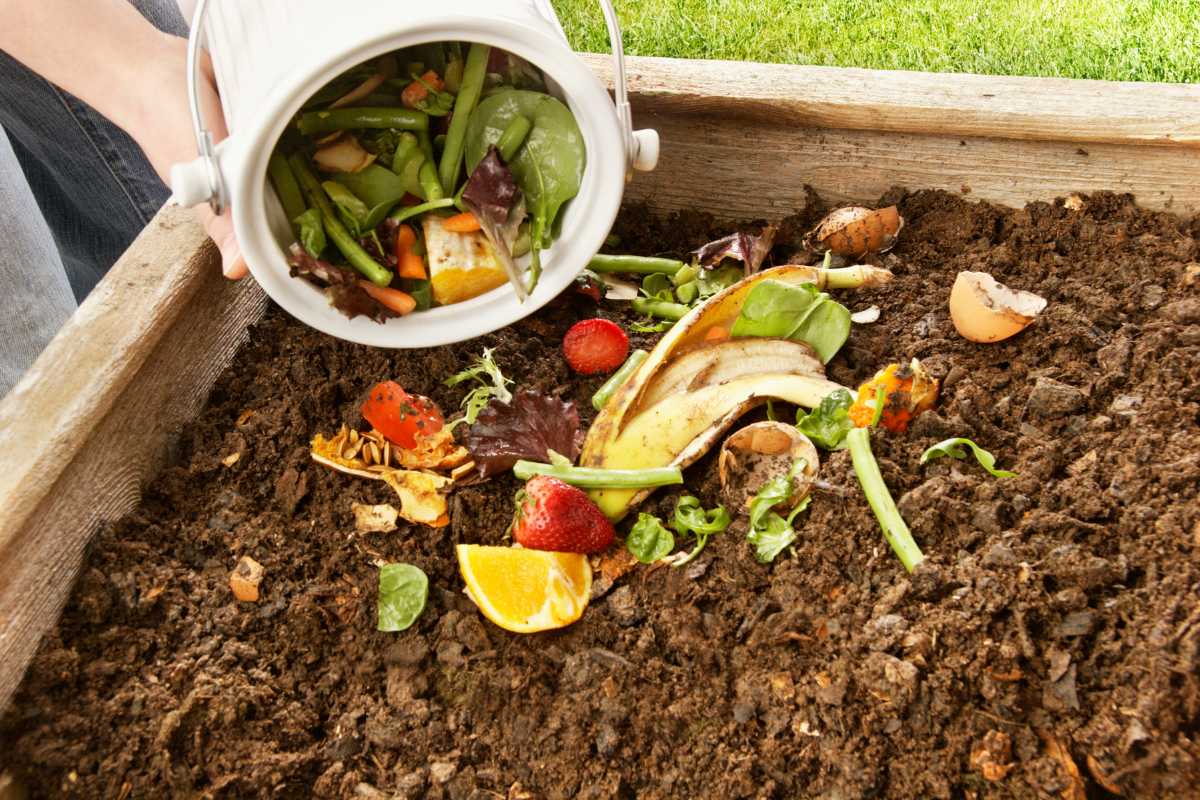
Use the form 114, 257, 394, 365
949, 271, 1047, 343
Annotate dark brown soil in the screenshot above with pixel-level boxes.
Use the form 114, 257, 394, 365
3, 190, 1199, 799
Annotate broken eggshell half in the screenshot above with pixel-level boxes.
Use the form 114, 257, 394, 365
949, 270, 1047, 343
718, 422, 820, 511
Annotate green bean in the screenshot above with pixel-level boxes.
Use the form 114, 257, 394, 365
632, 297, 690, 320
288, 154, 393, 287
297, 107, 428, 136
438, 42, 490, 194
497, 114, 532, 162
388, 197, 456, 224
391, 132, 420, 174
268, 152, 306, 234
416, 130, 436, 166
418, 160, 444, 201
512, 461, 683, 489
589, 254, 686, 275
675, 280, 699, 304
671, 264, 698, 286
592, 350, 648, 411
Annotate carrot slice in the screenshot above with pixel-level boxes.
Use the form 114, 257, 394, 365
441, 212, 481, 233
398, 251, 427, 280
359, 280, 416, 315
704, 326, 730, 343
402, 70, 444, 109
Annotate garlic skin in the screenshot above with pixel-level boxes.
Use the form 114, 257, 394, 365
949, 271, 1047, 343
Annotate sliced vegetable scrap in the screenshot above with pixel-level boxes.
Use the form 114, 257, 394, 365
456, 545, 591, 633
310, 424, 469, 474
380, 469, 453, 528
847, 358, 939, 433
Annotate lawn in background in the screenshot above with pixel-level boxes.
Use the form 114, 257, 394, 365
551, 0, 1200, 82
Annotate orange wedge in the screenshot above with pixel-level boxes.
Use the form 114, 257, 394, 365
456, 545, 591, 633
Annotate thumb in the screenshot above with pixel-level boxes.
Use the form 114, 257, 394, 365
194, 204, 247, 280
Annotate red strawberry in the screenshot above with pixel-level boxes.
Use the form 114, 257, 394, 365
562, 318, 629, 375
513, 476, 615, 554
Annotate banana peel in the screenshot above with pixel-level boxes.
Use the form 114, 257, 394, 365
639, 338, 824, 410
585, 266, 845, 457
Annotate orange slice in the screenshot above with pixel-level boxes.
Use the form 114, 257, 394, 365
456, 545, 591, 633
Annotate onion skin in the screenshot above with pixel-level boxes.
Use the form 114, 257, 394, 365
806, 206, 904, 258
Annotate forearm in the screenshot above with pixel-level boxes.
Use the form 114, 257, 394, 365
0, 0, 179, 135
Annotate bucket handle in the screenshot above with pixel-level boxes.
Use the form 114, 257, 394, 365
181, 0, 654, 215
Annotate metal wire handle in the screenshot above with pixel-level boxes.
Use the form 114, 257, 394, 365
183, 0, 639, 215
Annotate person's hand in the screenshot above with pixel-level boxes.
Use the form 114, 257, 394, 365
133, 34, 246, 279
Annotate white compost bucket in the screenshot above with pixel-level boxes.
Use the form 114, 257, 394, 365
170, 0, 658, 348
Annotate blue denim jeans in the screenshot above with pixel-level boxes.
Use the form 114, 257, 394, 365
0, 0, 187, 396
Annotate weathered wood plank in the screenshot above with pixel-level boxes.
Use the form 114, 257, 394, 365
585, 54, 1200, 147
623, 109, 1200, 217
0, 206, 266, 711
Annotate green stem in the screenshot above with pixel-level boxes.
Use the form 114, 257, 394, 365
268, 152, 306, 234
418, 160, 445, 201
589, 254, 685, 275
297, 107, 429, 136
497, 114, 532, 162
289, 154, 393, 287
416, 130, 437, 166
512, 461, 683, 489
592, 349, 648, 411
846, 427, 925, 572
818, 264, 894, 290
632, 297, 689, 321
438, 42, 490, 195
388, 197, 456, 224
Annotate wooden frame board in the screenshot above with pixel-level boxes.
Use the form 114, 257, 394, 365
0, 55, 1195, 712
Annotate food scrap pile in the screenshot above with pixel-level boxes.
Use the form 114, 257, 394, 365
274, 42, 584, 321
3, 190, 1198, 799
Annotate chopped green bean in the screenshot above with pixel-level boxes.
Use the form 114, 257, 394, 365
632, 297, 690, 320
592, 349, 648, 411
268, 152, 306, 234
497, 114, 532, 162
297, 107, 429, 136
589, 254, 686, 275
289, 154, 393, 287
438, 42, 490, 195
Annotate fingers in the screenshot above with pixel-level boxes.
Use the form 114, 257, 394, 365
194, 204, 247, 280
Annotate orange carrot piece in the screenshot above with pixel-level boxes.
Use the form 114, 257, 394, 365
359, 280, 416, 315
396, 223, 417, 250
704, 326, 730, 343
441, 212, 481, 233
402, 70, 444, 109
398, 251, 427, 280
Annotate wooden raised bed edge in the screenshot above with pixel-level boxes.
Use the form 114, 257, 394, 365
0, 55, 1196, 712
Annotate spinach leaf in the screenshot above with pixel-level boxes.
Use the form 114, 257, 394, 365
322, 180, 370, 237
334, 164, 409, 210
378, 563, 429, 632
730, 280, 851, 363
667, 495, 731, 566
747, 496, 810, 563
464, 90, 585, 284
626, 512, 675, 563
797, 388, 855, 450
294, 208, 326, 258
919, 437, 1017, 478
746, 459, 810, 563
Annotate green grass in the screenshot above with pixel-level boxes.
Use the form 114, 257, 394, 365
551, 0, 1200, 82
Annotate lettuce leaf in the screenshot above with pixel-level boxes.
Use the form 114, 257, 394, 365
730, 279, 850, 363
464, 389, 582, 478
692, 226, 776, 275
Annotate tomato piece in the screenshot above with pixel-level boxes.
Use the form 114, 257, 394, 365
361, 381, 444, 449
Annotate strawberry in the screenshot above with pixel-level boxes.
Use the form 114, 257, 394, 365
513, 476, 615, 554
562, 318, 629, 375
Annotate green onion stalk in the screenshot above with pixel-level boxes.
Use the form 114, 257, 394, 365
846, 427, 924, 572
